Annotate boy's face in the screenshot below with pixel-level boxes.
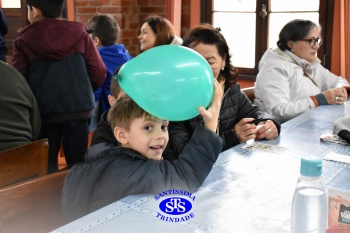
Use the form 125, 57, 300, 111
119, 116, 169, 161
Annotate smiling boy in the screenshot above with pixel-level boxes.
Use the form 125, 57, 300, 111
62, 80, 223, 220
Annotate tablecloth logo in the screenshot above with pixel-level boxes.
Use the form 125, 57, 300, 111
154, 189, 195, 222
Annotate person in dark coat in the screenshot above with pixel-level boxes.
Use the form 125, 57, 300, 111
0, 61, 40, 151
12, 0, 106, 173
169, 24, 281, 156
62, 81, 223, 220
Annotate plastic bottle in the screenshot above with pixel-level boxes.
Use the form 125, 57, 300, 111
291, 157, 328, 233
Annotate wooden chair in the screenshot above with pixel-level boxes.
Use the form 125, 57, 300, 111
0, 170, 69, 233
0, 139, 49, 188
241, 86, 255, 103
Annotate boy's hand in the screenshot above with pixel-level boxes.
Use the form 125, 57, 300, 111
198, 80, 223, 132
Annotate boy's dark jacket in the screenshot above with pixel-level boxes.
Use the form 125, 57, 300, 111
90, 110, 115, 145
61, 126, 223, 220
12, 19, 106, 123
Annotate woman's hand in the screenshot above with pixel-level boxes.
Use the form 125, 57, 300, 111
255, 120, 279, 140
323, 87, 348, 104
233, 118, 258, 143
233, 119, 278, 143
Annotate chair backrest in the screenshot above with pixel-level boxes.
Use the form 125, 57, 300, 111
0, 170, 69, 233
0, 138, 49, 188
241, 86, 255, 103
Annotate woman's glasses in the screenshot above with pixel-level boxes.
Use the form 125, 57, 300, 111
298, 37, 323, 48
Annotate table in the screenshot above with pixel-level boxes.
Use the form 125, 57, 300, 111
52, 104, 350, 233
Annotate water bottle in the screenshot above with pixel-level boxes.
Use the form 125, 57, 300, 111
291, 157, 328, 233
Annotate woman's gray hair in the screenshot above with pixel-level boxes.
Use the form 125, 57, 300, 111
277, 19, 322, 51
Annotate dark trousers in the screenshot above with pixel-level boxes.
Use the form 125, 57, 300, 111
39, 120, 89, 174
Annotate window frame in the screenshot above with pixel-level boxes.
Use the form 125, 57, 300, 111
201, 0, 334, 80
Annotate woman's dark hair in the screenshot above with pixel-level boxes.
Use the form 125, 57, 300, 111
277, 19, 321, 51
26, 0, 65, 18
142, 15, 175, 47
182, 23, 238, 90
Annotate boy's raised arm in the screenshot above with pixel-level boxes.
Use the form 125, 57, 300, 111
198, 80, 223, 132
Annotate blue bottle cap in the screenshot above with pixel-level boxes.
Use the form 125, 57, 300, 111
300, 157, 322, 176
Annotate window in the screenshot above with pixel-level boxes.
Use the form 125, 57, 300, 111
1, 0, 21, 8
202, 0, 333, 80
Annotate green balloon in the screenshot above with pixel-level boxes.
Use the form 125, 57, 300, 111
117, 45, 214, 121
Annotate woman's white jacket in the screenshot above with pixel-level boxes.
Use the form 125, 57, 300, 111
254, 48, 349, 123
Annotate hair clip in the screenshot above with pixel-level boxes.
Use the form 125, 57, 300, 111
216, 27, 221, 32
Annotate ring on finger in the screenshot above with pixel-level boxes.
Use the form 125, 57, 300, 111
336, 96, 339, 101
267, 128, 272, 133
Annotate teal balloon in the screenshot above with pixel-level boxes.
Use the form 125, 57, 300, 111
117, 45, 214, 121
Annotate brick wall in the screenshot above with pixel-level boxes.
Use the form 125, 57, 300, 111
74, 0, 191, 57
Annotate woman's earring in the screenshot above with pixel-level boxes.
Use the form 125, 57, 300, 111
221, 67, 224, 71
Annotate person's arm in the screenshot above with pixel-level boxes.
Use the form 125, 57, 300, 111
315, 65, 350, 103
83, 33, 106, 91
221, 86, 281, 147
169, 80, 223, 155
12, 39, 30, 79
255, 63, 316, 123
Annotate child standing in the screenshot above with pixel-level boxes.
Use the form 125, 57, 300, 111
86, 14, 133, 131
62, 80, 223, 220
12, 0, 106, 173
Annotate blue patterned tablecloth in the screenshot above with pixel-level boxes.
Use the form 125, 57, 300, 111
52, 104, 350, 233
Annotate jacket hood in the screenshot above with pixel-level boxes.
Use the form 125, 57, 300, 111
170, 36, 183, 45
18, 19, 88, 60
98, 44, 132, 72
260, 48, 321, 72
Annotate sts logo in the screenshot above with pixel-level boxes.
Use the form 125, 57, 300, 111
159, 198, 192, 215
154, 189, 196, 222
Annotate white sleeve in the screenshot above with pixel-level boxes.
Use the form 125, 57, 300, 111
255, 62, 314, 122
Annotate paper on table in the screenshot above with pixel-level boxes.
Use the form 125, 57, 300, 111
323, 151, 350, 164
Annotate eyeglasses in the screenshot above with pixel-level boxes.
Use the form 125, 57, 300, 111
298, 37, 323, 48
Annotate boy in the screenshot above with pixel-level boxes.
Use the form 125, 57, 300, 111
61, 80, 223, 220
12, 0, 106, 173
86, 14, 133, 131
90, 73, 178, 161
90, 73, 123, 145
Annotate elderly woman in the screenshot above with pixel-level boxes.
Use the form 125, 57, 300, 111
254, 19, 350, 123
138, 15, 182, 52
168, 24, 280, 157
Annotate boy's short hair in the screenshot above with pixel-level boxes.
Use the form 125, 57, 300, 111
86, 14, 120, 46
108, 95, 153, 131
26, 0, 65, 18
